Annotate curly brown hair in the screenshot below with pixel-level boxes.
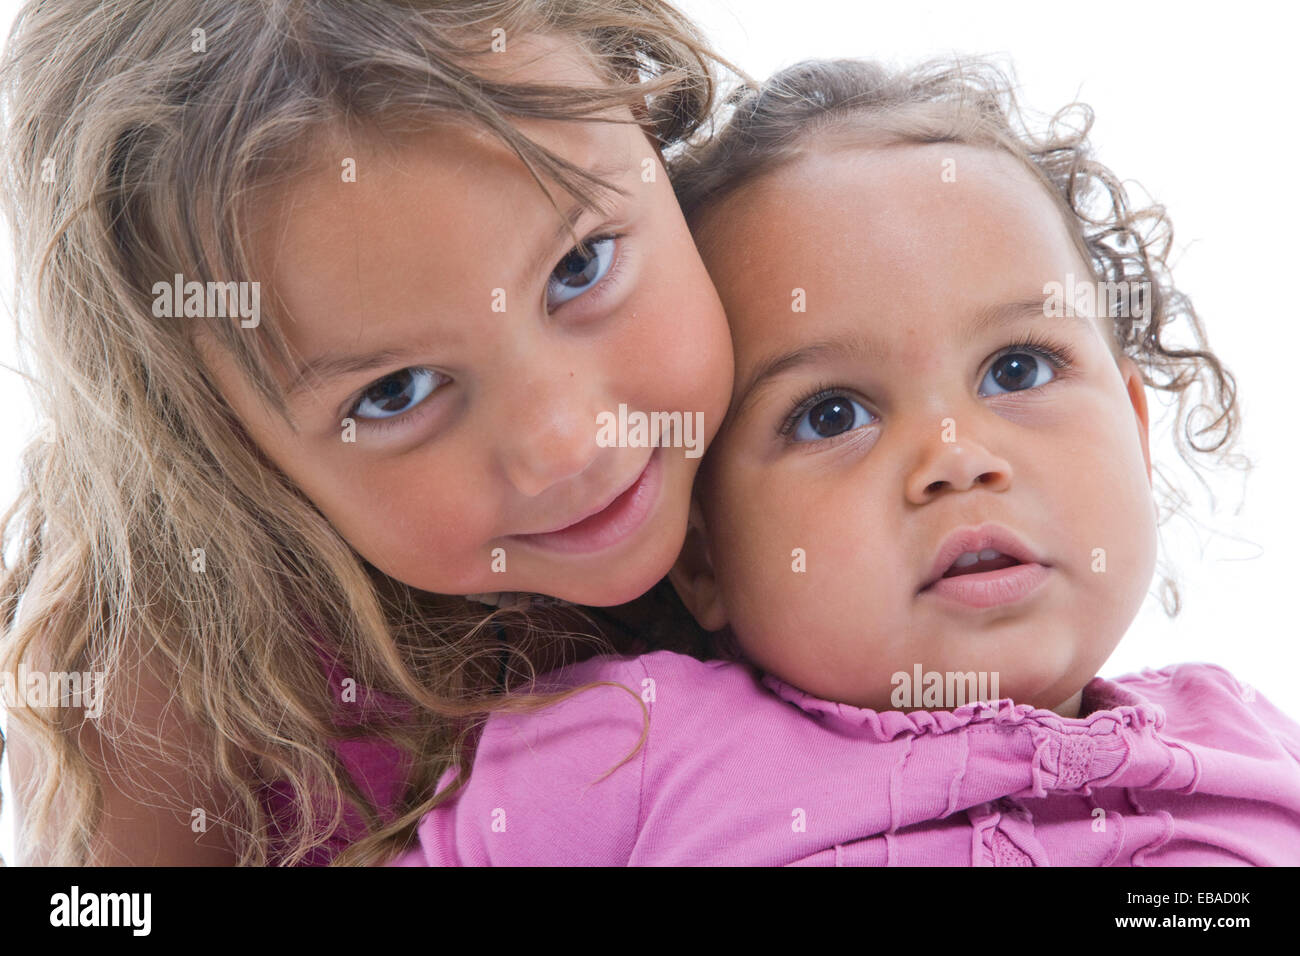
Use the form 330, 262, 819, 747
668, 56, 1249, 618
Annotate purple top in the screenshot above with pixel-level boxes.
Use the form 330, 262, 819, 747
262, 632, 411, 866
388, 650, 1300, 865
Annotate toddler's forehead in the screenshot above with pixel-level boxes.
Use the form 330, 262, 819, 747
698, 140, 1049, 241
688, 142, 1113, 402
696, 142, 1081, 301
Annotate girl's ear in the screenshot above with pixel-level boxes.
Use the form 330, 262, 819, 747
668, 496, 728, 632
1117, 355, 1153, 485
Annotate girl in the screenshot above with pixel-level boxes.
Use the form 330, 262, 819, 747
393, 58, 1300, 865
0, 0, 738, 865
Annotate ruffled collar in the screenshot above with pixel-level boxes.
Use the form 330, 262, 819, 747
759, 671, 1166, 742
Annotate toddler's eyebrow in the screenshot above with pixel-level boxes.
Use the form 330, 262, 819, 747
732, 297, 1090, 419
731, 333, 888, 422
964, 297, 1084, 342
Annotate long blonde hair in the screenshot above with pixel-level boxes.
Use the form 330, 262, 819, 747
0, 0, 733, 866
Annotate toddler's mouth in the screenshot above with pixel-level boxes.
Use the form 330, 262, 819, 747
941, 550, 1023, 578
918, 523, 1051, 609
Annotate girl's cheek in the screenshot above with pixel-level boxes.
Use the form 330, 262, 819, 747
386, 464, 492, 554
625, 233, 732, 397
664, 307, 732, 427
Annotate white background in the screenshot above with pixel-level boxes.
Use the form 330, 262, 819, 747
2, 0, 1297, 863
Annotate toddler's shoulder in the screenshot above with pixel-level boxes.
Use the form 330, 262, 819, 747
1110, 661, 1300, 760
1109, 660, 1253, 701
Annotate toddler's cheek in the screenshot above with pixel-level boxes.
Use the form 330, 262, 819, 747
716, 497, 847, 638
1056, 464, 1157, 634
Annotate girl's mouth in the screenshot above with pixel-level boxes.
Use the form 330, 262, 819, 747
509, 449, 662, 555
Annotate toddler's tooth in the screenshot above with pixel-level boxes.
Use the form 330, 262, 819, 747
953, 552, 980, 568
978, 548, 1001, 561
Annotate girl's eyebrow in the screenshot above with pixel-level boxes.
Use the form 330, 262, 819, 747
287, 158, 637, 402
283, 198, 605, 404
521, 200, 591, 284
285, 347, 418, 402
519, 157, 635, 287
732, 297, 1090, 419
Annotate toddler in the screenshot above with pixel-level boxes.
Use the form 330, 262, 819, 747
392, 58, 1300, 865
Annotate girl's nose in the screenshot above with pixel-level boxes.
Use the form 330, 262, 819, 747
498, 373, 601, 498
903, 418, 1013, 504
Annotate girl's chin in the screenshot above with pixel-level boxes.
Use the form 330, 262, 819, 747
547, 565, 665, 608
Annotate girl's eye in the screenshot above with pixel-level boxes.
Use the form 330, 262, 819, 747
350, 367, 448, 423
546, 236, 616, 309
791, 393, 874, 442
978, 348, 1057, 396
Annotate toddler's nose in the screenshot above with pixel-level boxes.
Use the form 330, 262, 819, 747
904, 423, 1013, 503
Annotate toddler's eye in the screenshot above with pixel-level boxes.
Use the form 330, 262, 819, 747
546, 236, 616, 309
791, 394, 874, 442
351, 367, 447, 422
978, 350, 1056, 396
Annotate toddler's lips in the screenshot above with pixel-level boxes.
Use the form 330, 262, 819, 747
918, 522, 1052, 608
508, 449, 662, 556
921, 562, 1051, 609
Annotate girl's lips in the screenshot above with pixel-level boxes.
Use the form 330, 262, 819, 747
921, 562, 1051, 609
509, 449, 662, 555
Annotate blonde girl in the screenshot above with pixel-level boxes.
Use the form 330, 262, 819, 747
0, 0, 737, 865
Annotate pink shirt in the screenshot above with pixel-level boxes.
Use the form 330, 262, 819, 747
263, 626, 411, 866
389, 650, 1300, 865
